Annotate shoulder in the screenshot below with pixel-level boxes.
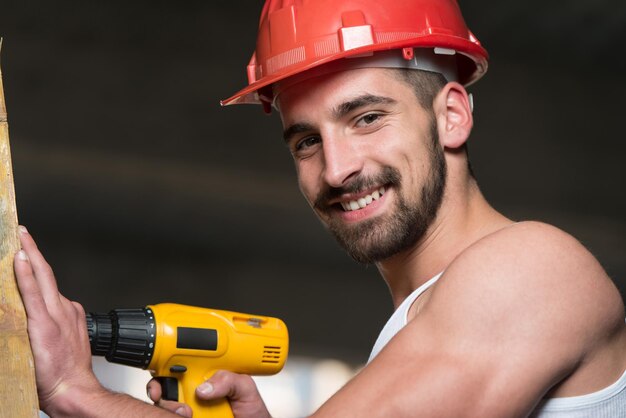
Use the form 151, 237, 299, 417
450, 220, 603, 277
430, 220, 624, 354
450, 221, 616, 293
445, 220, 613, 293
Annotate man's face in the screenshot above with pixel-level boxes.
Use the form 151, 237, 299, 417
277, 68, 446, 263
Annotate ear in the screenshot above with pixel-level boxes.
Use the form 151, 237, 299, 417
433, 82, 473, 149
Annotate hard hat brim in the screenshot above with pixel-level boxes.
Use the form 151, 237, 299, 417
221, 35, 488, 107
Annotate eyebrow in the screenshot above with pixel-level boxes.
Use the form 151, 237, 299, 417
283, 122, 316, 144
332, 94, 397, 120
282, 94, 396, 144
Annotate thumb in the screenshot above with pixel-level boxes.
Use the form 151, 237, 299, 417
196, 370, 258, 401
196, 371, 271, 418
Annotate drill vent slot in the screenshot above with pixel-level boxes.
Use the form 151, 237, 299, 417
262, 345, 282, 364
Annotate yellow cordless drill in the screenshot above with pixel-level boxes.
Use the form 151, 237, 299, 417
86, 303, 288, 418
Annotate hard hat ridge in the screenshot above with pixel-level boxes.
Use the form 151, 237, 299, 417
221, 0, 488, 110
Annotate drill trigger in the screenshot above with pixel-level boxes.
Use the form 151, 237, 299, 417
157, 376, 179, 401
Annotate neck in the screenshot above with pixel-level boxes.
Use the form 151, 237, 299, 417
376, 177, 512, 309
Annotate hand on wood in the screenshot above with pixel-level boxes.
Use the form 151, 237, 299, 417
13, 226, 104, 415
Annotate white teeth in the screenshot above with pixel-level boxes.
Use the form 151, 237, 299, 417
341, 187, 386, 212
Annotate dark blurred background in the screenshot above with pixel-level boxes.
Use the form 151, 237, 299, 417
1, 0, 624, 365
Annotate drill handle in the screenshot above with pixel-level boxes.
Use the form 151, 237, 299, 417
156, 372, 233, 418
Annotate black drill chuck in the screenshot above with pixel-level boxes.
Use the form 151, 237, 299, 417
86, 307, 157, 369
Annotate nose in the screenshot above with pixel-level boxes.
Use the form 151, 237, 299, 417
321, 134, 363, 188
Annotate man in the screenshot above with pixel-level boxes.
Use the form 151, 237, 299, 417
15, 0, 626, 417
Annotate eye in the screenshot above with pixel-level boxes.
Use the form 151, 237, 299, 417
294, 136, 321, 152
355, 112, 382, 127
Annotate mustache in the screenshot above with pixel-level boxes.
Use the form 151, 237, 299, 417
314, 166, 401, 209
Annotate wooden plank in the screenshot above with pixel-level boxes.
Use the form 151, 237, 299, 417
0, 39, 40, 417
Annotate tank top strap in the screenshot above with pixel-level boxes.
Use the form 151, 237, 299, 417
368, 271, 444, 363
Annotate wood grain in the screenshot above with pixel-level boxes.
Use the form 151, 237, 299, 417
0, 40, 40, 417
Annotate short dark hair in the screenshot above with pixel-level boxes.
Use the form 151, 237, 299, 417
390, 68, 447, 109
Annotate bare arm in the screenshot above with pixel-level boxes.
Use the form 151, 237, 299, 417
311, 222, 624, 417
14, 226, 181, 418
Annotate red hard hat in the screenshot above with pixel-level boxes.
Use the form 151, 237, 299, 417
221, 0, 488, 110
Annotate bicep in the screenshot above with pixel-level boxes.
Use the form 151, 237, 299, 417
314, 224, 613, 417
313, 307, 558, 418
314, 276, 585, 416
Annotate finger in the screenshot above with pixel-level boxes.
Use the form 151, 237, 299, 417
163, 401, 192, 417
196, 372, 270, 418
146, 379, 192, 417
14, 249, 51, 322
196, 370, 258, 401
18, 226, 62, 306
147, 378, 163, 402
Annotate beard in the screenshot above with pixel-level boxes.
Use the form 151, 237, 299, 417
313, 124, 446, 264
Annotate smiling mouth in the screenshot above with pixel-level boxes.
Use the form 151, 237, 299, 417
340, 186, 386, 211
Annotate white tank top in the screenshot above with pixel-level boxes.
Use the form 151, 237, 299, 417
367, 273, 626, 417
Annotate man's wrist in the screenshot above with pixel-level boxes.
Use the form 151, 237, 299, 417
42, 378, 110, 418
44, 379, 176, 418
